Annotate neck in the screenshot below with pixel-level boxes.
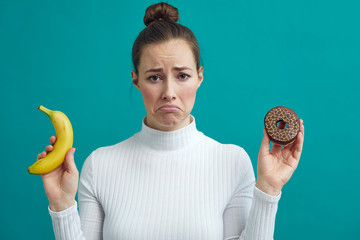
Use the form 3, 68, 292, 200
134, 115, 201, 152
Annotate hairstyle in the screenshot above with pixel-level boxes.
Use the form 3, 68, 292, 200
132, 2, 201, 73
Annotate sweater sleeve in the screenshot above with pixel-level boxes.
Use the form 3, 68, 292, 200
223, 148, 281, 240
48, 151, 105, 240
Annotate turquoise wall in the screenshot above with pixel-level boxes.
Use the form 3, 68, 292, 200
1, 0, 359, 239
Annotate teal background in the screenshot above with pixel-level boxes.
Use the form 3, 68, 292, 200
1, 0, 359, 239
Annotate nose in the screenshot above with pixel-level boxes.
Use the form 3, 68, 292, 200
161, 79, 177, 101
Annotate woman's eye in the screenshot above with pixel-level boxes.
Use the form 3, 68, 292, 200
179, 73, 190, 80
148, 75, 161, 82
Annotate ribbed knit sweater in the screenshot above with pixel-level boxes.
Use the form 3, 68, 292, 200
49, 116, 281, 240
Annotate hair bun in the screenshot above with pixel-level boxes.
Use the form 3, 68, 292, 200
144, 2, 179, 26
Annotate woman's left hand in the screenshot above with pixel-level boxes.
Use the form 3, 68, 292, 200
256, 119, 305, 196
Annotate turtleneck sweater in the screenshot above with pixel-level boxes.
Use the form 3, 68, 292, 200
49, 116, 281, 240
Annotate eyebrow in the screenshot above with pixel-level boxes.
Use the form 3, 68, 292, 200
144, 67, 193, 74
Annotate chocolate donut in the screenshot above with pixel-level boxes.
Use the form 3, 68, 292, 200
264, 106, 300, 146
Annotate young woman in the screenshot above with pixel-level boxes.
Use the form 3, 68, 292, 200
38, 2, 304, 239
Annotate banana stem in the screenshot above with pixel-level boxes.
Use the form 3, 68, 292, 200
38, 105, 52, 116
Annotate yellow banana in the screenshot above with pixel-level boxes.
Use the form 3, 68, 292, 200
28, 105, 73, 175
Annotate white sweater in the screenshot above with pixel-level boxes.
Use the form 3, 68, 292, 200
49, 116, 281, 240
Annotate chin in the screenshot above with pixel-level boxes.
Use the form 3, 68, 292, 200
151, 112, 190, 130
157, 113, 182, 125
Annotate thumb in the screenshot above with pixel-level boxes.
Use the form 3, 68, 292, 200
259, 129, 270, 158
63, 148, 78, 175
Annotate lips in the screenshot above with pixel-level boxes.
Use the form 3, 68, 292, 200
157, 104, 181, 112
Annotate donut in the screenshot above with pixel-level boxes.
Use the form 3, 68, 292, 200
264, 106, 300, 146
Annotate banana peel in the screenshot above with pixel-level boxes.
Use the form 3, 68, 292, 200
28, 105, 73, 175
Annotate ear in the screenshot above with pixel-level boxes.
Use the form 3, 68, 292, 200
197, 66, 204, 88
131, 70, 141, 90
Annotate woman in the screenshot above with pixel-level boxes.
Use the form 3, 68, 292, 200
38, 2, 304, 239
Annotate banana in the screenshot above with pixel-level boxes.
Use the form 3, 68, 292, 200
28, 105, 73, 175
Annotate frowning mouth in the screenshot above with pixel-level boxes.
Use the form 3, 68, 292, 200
156, 104, 181, 112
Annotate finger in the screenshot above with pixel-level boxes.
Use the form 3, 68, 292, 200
259, 129, 271, 157
300, 119, 304, 138
63, 148, 78, 175
291, 119, 304, 149
45, 145, 53, 152
50, 136, 56, 146
284, 141, 293, 151
37, 151, 47, 160
270, 141, 283, 154
292, 128, 304, 160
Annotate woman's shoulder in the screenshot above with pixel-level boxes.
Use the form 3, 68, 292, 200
91, 135, 136, 156
200, 133, 250, 159
80, 135, 137, 172
199, 134, 254, 174
200, 133, 244, 149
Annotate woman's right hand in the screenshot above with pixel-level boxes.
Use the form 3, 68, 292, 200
37, 136, 78, 212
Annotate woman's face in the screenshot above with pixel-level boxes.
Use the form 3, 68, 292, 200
131, 39, 203, 131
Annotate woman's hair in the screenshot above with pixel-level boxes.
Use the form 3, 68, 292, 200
132, 2, 201, 73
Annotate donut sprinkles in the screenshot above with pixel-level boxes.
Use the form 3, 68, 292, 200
264, 106, 300, 146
